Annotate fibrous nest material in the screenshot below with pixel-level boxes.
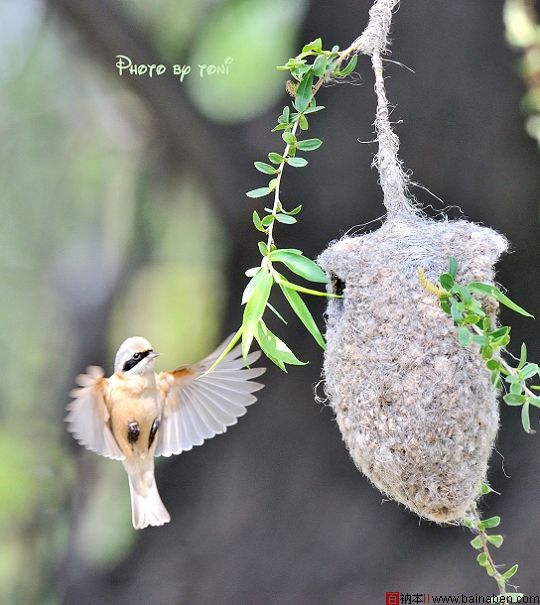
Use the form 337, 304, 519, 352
318, 216, 508, 522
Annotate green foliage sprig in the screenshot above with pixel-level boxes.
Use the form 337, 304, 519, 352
420, 257, 539, 433
422, 258, 539, 596
464, 488, 523, 601
209, 39, 358, 372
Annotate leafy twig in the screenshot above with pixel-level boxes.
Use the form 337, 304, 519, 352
464, 489, 522, 600
205, 39, 358, 374
420, 259, 538, 596
419, 259, 539, 433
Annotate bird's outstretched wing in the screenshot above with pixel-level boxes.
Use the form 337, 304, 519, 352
65, 366, 125, 460
155, 337, 266, 457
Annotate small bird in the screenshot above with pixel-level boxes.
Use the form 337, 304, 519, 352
66, 336, 265, 529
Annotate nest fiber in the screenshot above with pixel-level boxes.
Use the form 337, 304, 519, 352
318, 217, 507, 522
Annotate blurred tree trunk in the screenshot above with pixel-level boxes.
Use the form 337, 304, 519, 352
51, 1, 540, 603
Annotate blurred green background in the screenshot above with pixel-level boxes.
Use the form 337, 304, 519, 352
0, 1, 307, 601
1, 1, 540, 604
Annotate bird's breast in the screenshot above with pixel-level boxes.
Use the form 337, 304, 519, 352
108, 376, 161, 459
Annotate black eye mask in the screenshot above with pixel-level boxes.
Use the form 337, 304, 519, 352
122, 349, 152, 372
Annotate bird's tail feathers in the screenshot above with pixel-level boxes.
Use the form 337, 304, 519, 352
128, 470, 170, 530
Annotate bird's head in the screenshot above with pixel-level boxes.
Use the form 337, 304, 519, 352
114, 336, 159, 376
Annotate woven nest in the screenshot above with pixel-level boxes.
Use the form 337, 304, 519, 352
318, 216, 508, 522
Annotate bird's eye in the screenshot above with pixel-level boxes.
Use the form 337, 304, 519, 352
133, 352, 141, 360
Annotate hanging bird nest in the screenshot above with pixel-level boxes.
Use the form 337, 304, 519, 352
319, 217, 507, 522
318, 0, 508, 522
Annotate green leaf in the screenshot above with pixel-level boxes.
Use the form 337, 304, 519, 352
303, 105, 325, 115
296, 138, 323, 151
479, 516, 501, 530
294, 73, 314, 113
476, 552, 489, 567
276, 275, 338, 297
338, 53, 358, 76
252, 211, 265, 232
281, 106, 290, 123
456, 284, 472, 303
520, 363, 539, 380
490, 334, 510, 348
268, 152, 286, 164
241, 269, 261, 304
247, 187, 272, 199
503, 393, 526, 406
480, 482, 492, 495
282, 131, 297, 145
440, 299, 451, 315
312, 54, 328, 77
266, 302, 287, 325
242, 268, 273, 359
275, 214, 297, 224
299, 115, 309, 130
258, 241, 269, 256
458, 326, 471, 346
489, 326, 510, 340
268, 178, 278, 191
522, 401, 531, 433
510, 382, 523, 395
302, 38, 322, 54
273, 248, 303, 255
450, 299, 463, 323
270, 250, 327, 283
463, 313, 482, 326
486, 534, 504, 548
279, 283, 325, 349
471, 334, 489, 346
294, 63, 313, 79
282, 205, 302, 215
518, 342, 527, 370
470, 536, 483, 549
468, 282, 534, 318
255, 320, 306, 366
254, 161, 277, 175
287, 157, 308, 168
501, 564, 519, 581
490, 370, 501, 387
261, 215, 274, 227
439, 273, 455, 291
481, 344, 494, 359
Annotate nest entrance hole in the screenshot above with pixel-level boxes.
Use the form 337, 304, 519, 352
330, 273, 346, 296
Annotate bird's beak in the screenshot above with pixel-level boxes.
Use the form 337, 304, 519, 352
149, 352, 160, 360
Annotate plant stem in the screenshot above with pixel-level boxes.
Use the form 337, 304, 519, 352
265, 119, 299, 250
265, 51, 354, 254
467, 506, 508, 596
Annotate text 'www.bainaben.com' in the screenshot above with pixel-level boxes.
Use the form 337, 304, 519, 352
386, 593, 540, 604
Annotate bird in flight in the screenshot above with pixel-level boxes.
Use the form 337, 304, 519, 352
66, 336, 265, 529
